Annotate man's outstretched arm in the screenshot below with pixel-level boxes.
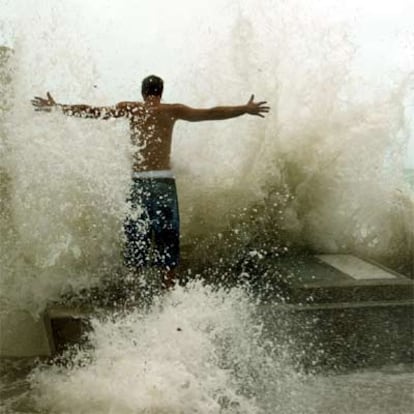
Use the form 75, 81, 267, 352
31, 92, 128, 119
170, 95, 270, 122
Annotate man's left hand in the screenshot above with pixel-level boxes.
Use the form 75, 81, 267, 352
31, 92, 56, 112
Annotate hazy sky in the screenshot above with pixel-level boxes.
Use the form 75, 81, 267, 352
1, 0, 413, 166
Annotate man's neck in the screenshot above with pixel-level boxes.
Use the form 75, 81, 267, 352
144, 96, 161, 105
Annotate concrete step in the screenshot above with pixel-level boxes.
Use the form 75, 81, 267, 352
262, 299, 414, 372
0, 310, 52, 357
276, 254, 414, 304
45, 306, 95, 354
257, 254, 414, 371
2, 254, 412, 369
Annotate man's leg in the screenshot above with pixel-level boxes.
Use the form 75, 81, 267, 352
155, 228, 180, 289
163, 269, 176, 289
123, 178, 152, 279
151, 178, 180, 289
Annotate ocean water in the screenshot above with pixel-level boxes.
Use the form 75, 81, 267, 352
1, 0, 413, 412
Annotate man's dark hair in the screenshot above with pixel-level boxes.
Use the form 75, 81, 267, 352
141, 75, 164, 98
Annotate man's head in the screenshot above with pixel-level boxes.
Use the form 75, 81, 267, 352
141, 75, 164, 99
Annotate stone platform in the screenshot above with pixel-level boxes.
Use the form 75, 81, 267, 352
1, 254, 413, 370
259, 254, 414, 371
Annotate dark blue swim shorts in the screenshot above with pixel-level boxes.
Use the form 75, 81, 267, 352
123, 177, 180, 269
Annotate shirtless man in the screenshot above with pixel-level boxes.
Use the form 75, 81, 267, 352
32, 75, 270, 288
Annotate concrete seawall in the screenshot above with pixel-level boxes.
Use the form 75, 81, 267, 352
0, 254, 413, 373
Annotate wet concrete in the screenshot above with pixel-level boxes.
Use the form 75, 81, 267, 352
259, 254, 414, 371
1, 254, 413, 372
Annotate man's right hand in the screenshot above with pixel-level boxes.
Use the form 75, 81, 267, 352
31, 92, 56, 112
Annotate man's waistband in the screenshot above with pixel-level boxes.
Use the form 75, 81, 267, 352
132, 170, 174, 179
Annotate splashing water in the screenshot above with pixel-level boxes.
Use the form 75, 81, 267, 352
0, 1, 414, 412
0, 0, 413, 312
30, 284, 304, 414
1, 282, 405, 414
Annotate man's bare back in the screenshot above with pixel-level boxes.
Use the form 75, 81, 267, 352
113, 99, 176, 172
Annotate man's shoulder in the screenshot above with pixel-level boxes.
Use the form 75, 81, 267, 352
116, 101, 142, 109
159, 103, 181, 109
158, 103, 189, 115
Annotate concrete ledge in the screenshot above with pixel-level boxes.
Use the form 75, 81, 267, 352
274, 299, 414, 311
262, 299, 414, 372
291, 281, 414, 304
0, 310, 52, 357
259, 254, 414, 371
275, 254, 414, 304
44, 306, 97, 354
2, 254, 412, 366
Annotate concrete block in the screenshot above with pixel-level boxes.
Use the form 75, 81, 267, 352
0, 310, 52, 357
